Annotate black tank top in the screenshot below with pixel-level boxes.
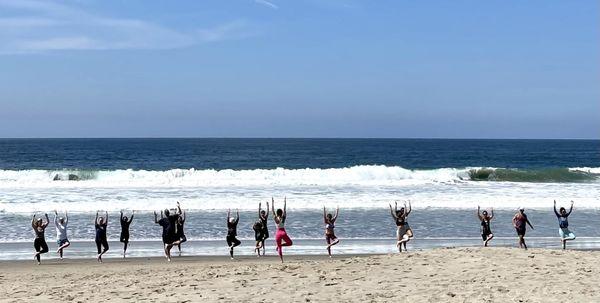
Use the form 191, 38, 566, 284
396, 216, 406, 226
34, 226, 45, 239
481, 219, 491, 234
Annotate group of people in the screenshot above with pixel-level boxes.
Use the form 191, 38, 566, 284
31, 198, 576, 264
475, 200, 576, 250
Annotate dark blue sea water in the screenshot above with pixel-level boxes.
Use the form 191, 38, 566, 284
0, 139, 598, 259
0, 138, 598, 170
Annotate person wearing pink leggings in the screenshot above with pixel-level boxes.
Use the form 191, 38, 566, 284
271, 197, 292, 262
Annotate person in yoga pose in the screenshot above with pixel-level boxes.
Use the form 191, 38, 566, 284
253, 220, 263, 257
120, 210, 134, 258
95, 211, 109, 262
324, 206, 340, 257
226, 209, 241, 259
272, 197, 292, 262
54, 210, 70, 259
513, 207, 534, 249
389, 201, 413, 252
554, 200, 575, 249
154, 202, 182, 261
477, 206, 494, 246
32, 213, 49, 265
254, 201, 269, 256
176, 209, 187, 255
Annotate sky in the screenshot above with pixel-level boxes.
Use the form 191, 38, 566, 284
0, 0, 598, 139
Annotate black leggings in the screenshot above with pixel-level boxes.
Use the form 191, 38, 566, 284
34, 238, 49, 262
96, 237, 109, 254
226, 235, 241, 258
226, 235, 241, 247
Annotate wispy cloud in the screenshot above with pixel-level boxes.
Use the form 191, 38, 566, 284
254, 0, 278, 10
0, 0, 255, 54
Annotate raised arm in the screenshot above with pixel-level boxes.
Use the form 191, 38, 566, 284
31, 214, 36, 229
227, 209, 231, 222
323, 206, 327, 223
567, 201, 574, 216
120, 210, 124, 221
65, 211, 68, 224
283, 197, 287, 216
95, 211, 99, 224
477, 206, 483, 221
154, 211, 159, 224
271, 199, 276, 220
129, 210, 135, 223
235, 209, 240, 223
265, 201, 269, 219
406, 200, 412, 216
553, 200, 559, 217
389, 203, 398, 219
258, 202, 262, 218
180, 211, 184, 223
489, 208, 494, 220
333, 206, 339, 221
105, 211, 109, 225
54, 210, 59, 225
43, 213, 49, 227
176, 201, 182, 215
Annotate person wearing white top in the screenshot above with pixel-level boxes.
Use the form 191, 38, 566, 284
54, 210, 70, 259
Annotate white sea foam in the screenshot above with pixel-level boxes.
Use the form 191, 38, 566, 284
0, 165, 473, 188
0, 166, 598, 213
570, 167, 600, 174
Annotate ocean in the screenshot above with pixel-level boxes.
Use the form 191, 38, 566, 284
1, 138, 599, 259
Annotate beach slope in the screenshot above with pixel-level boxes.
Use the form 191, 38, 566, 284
0, 247, 597, 302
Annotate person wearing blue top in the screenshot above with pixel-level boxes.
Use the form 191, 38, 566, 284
554, 200, 575, 250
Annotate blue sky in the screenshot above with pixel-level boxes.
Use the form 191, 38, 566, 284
0, 0, 598, 138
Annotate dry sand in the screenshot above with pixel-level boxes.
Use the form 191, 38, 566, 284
0, 247, 597, 302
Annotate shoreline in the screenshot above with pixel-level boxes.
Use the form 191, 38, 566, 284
1, 247, 599, 302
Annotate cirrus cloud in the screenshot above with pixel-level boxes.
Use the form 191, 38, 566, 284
0, 0, 256, 54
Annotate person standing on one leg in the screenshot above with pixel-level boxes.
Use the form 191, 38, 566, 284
253, 220, 264, 257
32, 213, 49, 265
513, 207, 533, 249
120, 210, 134, 258
272, 197, 293, 263
324, 206, 340, 257
258, 201, 270, 256
226, 209, 241, 259
95, 211, 109, 262
554, 200, 575, 250
477, 206, 494, 247
389, 201, 413, 252
155, 205, 181, 262
176, 210, 187, 255
54, 210, 70, 260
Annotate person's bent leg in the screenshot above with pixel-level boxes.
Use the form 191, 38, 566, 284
485, 234, 493, 247
281, 233, 292, 247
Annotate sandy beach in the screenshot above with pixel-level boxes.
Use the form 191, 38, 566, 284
0, 247, 597, 302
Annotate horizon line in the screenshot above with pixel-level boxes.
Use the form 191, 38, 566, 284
0, 137, 598, 140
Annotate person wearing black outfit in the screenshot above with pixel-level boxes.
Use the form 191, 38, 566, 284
226, 209, 241, 259
32, 213, 49, 265
95, 211, 109, 262
154, 202, 182, 262
120, 210, 134, 258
